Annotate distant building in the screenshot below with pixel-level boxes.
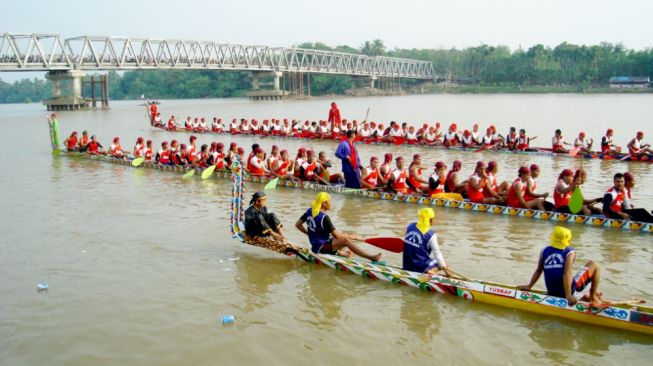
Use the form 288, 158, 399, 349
608, 76, 650, 88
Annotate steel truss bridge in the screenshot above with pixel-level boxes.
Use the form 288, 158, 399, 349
0, 33, 435, 80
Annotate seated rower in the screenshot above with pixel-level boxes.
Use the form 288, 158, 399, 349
379, 153, 393, 183
317, 151, 344, 185
108, 137, 126, 159
485, 161, 510, 198
442, 123, 459, 147
622, 172, 653, 223
552, 129, 570, 153
295, 192, 381, 261
523, 164, 553, 211
360, 156, 385, 190
627, 131, 653, 158
505, 127, 518, 150
467, 161, 501, 204
144, 140, 153, 161
192, 144, 209, 168
156, 141, 171, 165
64, 131, 79, 151
271, 149, 298, 181
184, 117, 192, 131
300, 150, 324, 183
407, 154, 428, 194
86, 135, 104, 155
515, 129, 535, 151
460, 130, 475, 148
480, 128, 494, 149
553, 169, 576, 213
133, 137, 145, 159
248, 147, 270, 177
208, 142, 226, 170
266, 145, 281, 172
600, 128, 621, 156
293, 148, 307, 179
507, 166, 546, 210
387, 156, 409, 194
244, 191, 288, 245
445, 160, 467, 195
229, 118, 239, 134
519, 226, 604, 306
602, 173, 631, 221
573, 131, 594, 154
428, 161, 447, 197
406, 126, 419, 144
78, 131, 90, 152
403, 208, 453, 276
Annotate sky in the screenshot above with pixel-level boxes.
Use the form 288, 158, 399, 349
2, 0, 652, 81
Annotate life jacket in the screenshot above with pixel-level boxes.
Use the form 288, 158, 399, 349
274, 159, 290, 176
170, 151, 181, 165
362, 167, 379, 187
87, 141, 100, 153
428, 173, 445, 196
540, 245, 576, 297
109, 143, 123, 156
402, 222, 438, 273
516, 136, 530, 150
507, 178, 525, 208
523, 177, 538, 201
294, 158, 304, 177
158, 149, 171, 164
391, 169, 408, 193
134, 143, 144, 158
467, 174, 486, 203
553, 179, 571, 209
461, 135, 473, 147
445, 170, 458, 192
605, 187, 625, 213
145, 148, 153, 161
481, 135, 493, 147
249, 156, 265, 176
67, 136, 78, 150
407, 166, 423, 192
380, 162, 392, 181
301, 161, 318, 181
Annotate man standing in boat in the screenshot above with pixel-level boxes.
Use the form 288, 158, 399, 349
244, 191, 287, 244
518, 226, 603, 306
335, 130, 362, 189
328, 102, 341, 135
46, 113, 60, 150
295, 192, 381, 262
403, 208, 453, 276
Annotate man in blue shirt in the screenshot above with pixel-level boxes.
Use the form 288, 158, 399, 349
518, 226, 603, 306
335, 130, 362, 189
403, 208, 453, 276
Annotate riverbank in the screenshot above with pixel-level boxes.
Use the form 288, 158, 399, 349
426, 85, 653, 94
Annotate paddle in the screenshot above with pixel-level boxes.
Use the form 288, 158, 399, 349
264, 177, 279, 190
363, 107, 370, 123
474, 144, 495, 153
568, 146, 584, 214
359, 237, 404, 253
201, 164, 217, 179
131, 157, 145, 167
182, 168, 196, 179
619, 154, 632, 161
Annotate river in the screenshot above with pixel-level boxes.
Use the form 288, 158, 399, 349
1, 94, 652, 365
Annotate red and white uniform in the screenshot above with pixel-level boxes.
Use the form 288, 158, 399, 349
391, 169, 408, 193
109, 143, 123, 157
516, 136, 530, 150
467, 174, 486, 203
507, 179, 525, 208
274, 159, 291, 176
249, 155, 266, 176
605, 187, 625, 213
145, 147, 153, 161
552, 136, 565, 150
553, 179, 571, 209
157, 149, 171, 164
134, 143, 145, 158
362, 167, 380, 187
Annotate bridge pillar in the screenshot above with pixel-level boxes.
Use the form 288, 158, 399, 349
273, 72, 283, 91
251, 72, 261, 90
43, 70, 90, 111
369, 76, 378, 88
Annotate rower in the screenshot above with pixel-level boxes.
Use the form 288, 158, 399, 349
78, 131, 90, 152
248, 147, 269, 177
480, 128, 494, 149
294, 148, 307, 179
317, 151, 344, 184
388, 156, 409, 194
193, 144, 209, 168
622, 172, 653, 223
108, 137, 125, 159
485, 161, 510, 198
64, 131, 79, 151
506, 166, 546, 210
244, 191, 287, 244
505, 127, 518, 150
156, 141, 171, 165
519, 226, 604, 306
267, 145, 280, 171
467, 161, 500, 204
300, 150, 322, 183
153, 113, 162, 127
403, 208, 453, 276
295, 192, 382, 261
460, 130, 474, 148
271, 149, 298, 181
602, 173, 631, 221
407, 154, 428, 194
167, 116, 177, 131
427, 161, 447, 197
523, 164, 553, 211
379, 153, 393, 182
573, 132, 594, 154
600, 129, 620, 155
187, 136, 198, 164
406, 126, 418, 144
471, 123, 481, 145
229, 118, 239, 133
361, 156, 384, 190
86, 135, 104, 155
133, 137, 145, 159
445, 160, 467, 195
515, 129, 533, 151
144, 140, 153, 161
553, 169, 576, 213
211, 142, 226, 170
552, 129, 570, 153
627, 131, 653, 158
443, 123, 459, 147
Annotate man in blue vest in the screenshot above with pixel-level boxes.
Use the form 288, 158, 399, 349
295, 192, 381, 262
518, 226, 603, 306
402, 208, 453, 276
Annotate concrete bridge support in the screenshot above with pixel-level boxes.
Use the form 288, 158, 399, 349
247, 71, 287, 100
43, 70, 91, 111
369, 76, 377, 88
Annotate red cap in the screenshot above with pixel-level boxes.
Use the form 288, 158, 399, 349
396, 156, 404, 162
518, 166, 530, 176
530, 164, 539, 172
384, 153, 393, 162
413, 154, 421, 160
487, 160, 497, 171
370, 156, 379, 163
606, 128, 613, 134
435, 161, 447, 170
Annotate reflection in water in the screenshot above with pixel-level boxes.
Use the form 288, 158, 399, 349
234, 252, 296, 312
524, 319, 611, 362
399, 291, 441, 341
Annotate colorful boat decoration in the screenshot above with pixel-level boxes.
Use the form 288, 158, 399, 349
57, 150, 653, 233
228, 154, 653, 336
150, 124, 653, 164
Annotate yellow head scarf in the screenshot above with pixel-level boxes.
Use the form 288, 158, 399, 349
311, 192, 331, 217
550, 226, 572, 249
416, 208, 435, 234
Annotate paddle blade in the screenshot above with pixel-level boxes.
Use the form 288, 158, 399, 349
394, 137, 405, 145
201, 164, 217, 179
569, 186, 584, 214
131, 157, 145, 167
183, 169, 196, 179
364, 237, 404, 253
431, 192, 464, 201
569, 147, 581, 157
264, 177, 279, 190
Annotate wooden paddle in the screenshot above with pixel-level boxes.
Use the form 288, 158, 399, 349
131, 157, 145, 167
359, 237, 404, 253
201, 164, 217, 179
264, 177, 279, 190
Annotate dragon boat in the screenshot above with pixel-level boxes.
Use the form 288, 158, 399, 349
56, 150, 653, 233
227, 156, 653, 336
150, 124, 653, 164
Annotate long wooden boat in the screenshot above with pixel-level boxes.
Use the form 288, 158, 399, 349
56, 150, 653, 233
228, 156, 653, 336
150, 124, 653, 164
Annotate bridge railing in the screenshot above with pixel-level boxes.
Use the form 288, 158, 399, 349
0, 33, 435, 79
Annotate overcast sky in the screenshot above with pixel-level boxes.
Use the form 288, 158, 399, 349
3, 0, 652, 81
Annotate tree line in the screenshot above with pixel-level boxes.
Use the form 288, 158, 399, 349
0, 40, 651, 103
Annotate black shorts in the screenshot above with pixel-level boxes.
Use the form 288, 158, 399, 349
317, 238, 337, 255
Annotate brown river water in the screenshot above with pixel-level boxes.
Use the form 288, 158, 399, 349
1, 94, 652, 365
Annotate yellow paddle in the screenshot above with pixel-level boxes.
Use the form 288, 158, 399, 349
201, 165, 217, 179
264, 177, 279, 190
131, 157, 145, 167
183, 168, 196, 179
